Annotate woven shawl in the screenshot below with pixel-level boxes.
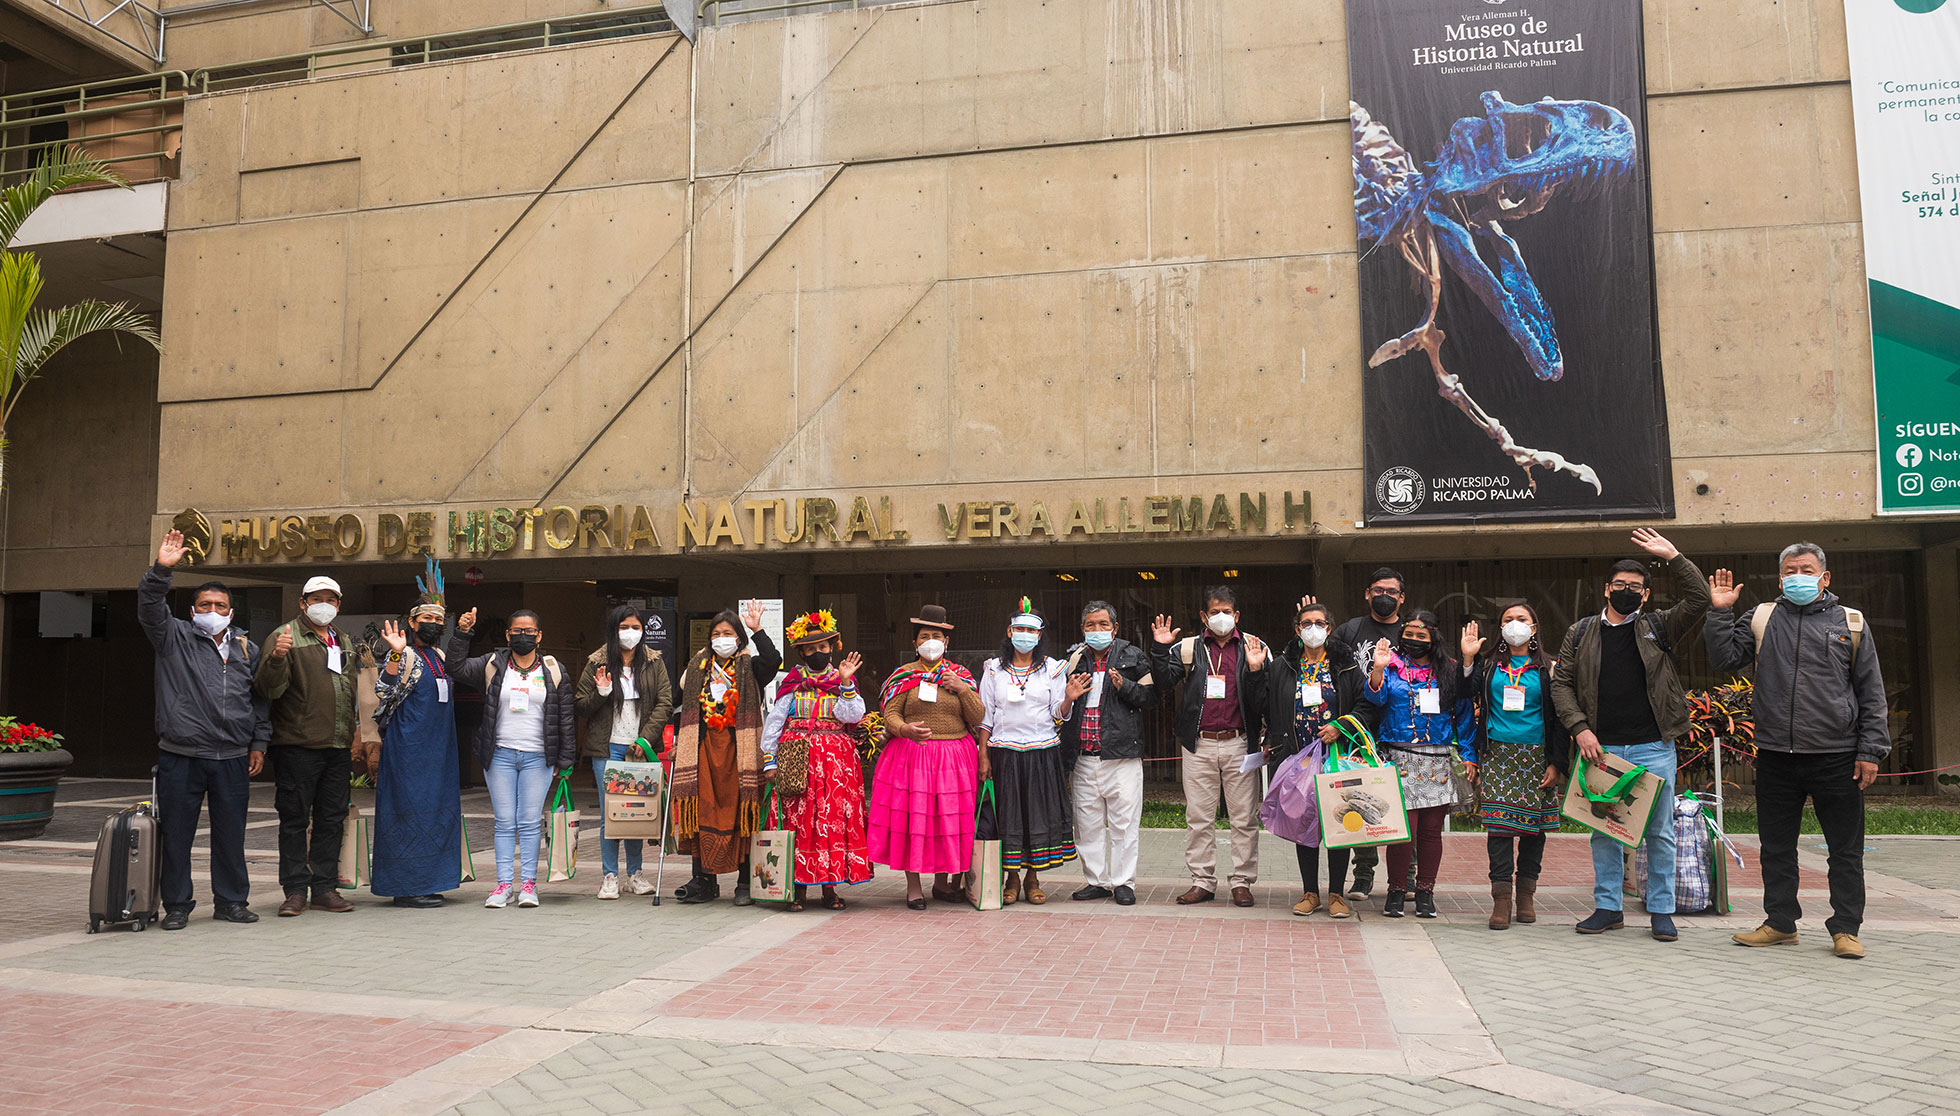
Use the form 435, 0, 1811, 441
671, 647, 767, 841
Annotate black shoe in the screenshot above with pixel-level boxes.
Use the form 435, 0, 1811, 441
1575, 908, 1626, 935
1413, 890, 1437, 919
1382, 890, 1406, 918
392, 894, 443, 909
1072, 885, 1113, 902
675, 877, 720, 904
731, 889, 754, 907
212, 904, 258, 924
1347, 875, 1374, 902
161, 909, 190, 931
1113, 885, 1136, 906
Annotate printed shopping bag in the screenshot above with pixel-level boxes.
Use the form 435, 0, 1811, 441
1259, 748, 1323, 847
543, 773, 581, 882
601, 749, 667, 840
459, 814, 476, 883
336, 802, 372, 890
1562, 753, 1664, 849
1315, 717, 1412, 849
969, 778, 1004, 910
748, 784, 796, 905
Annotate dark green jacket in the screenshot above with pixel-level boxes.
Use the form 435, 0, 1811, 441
253, 617, 357, 749
1550, 554, 1711, 745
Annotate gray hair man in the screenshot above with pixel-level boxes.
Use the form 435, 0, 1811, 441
1705, 542, 1889, 960
1058, 601, 1156, 906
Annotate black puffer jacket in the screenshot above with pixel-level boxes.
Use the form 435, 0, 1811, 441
449, 633, 579, 771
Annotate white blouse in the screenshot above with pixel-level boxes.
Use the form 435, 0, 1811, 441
978, 657, 1070, 750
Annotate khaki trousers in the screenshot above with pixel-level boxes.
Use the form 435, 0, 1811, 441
1181, 733, 1259, 889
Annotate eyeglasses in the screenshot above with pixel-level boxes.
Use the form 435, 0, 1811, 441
509, 627, 541, 636
1606, 581, 1646, 592
1369, 586, 1404, 597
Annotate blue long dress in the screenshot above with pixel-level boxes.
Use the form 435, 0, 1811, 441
371, 647, 464, 897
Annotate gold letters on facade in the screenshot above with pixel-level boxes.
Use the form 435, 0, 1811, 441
208, 490, 1308, 564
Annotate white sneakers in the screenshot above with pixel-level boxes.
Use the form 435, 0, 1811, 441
486, 880, 548, 908
484, 882, 511, 909
517, 881, 540, 907
626, 872, 656, 896
597, 874, 621, 900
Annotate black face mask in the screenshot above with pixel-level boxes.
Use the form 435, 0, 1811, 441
1608, 587, 1645, 616
416, 621, 445, 646
1370, 593, 1398, 619
1398, 638, 1432, 660
508, 632, 539, 655
803, 651, 833, 673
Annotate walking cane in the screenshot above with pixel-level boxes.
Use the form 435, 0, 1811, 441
650, 724, 675, 907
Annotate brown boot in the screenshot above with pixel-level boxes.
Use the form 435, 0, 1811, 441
310, 888, 355, 913
1488, 881, 1513, 931
277, 892, 307, 918
1514, 876, 1538, 924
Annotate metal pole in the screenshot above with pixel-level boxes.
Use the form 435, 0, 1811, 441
1712, 734, 1725, 834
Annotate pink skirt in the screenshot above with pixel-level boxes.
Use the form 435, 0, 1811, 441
868, 734, 978, 874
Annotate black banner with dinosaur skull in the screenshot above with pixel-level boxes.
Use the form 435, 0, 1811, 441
1348, 0, 1671, 524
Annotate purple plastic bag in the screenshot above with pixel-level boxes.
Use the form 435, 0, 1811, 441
1260, 748, 1324, 847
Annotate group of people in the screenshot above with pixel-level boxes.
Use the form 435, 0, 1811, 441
139, 527, 1891, 957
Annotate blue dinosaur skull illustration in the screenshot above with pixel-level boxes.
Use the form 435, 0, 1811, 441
1351, 90, 1636, 494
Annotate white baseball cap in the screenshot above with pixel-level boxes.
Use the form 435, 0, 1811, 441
302, 575, 342, 598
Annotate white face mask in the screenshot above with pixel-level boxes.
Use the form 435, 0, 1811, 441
1206, 612, 1236, 637
617, 628, 643, 651
1300, 624, 1329, 649
192, 610, 230, 635
304, 602, 339, 626
917, 638, 946, 661
1501, 620, 1533, 648
710, 636, 739, 658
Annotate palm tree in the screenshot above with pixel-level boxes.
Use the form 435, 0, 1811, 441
0, 146, 162, 491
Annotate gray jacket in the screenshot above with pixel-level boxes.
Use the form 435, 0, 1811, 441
1703, 593, 1890, 762
137, 563, 272, 760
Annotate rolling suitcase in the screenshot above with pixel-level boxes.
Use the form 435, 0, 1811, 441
89, 785, 161, 933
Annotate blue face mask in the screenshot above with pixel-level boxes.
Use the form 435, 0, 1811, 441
1084, 629, 1113, 650
1010, 632, 1040, 654
1782, 573, 1822, 606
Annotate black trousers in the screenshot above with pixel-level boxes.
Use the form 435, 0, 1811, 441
271, 745, 351, 896
1486, 831, 1547, 883
156, 750, 251, 915
1758, 749, 1866, 936
1295, 842, 1352, 896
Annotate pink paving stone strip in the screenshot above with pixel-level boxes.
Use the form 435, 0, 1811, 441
663, 913, 1399, 1050
0, 988, 507, 1116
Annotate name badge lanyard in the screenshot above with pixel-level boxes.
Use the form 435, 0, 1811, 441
1499, 660, 1530, 713
1204, 641, 1230, 700
1299, 658, 1329, 708
1002, 660, 1036, 703
322, 626, 343, 674
420, 646, 451, 703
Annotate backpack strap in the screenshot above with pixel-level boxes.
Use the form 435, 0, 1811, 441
1177, 635, 1198, 668
544, 655, 564, 688
1643, 613, 1676, 663
1748, 603, 1775, 651
1065, 647, 1085, 674
484, 657, 497, 691
1842, 607, 1864, 658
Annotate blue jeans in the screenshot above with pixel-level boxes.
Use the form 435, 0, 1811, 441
1590, 739, 1678, 914
484, 747, 552, 886
591, 746, 645, 877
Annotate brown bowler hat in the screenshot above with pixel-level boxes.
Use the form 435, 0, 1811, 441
908, 604, 955, 632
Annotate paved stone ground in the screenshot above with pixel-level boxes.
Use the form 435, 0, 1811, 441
1, 777, 1954, 1115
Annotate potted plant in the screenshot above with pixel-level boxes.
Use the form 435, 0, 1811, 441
0, 716, 71, 840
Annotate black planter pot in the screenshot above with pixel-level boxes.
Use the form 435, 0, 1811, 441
0, 748, 74, 841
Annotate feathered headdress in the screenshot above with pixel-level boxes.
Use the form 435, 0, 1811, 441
1012, 595, 1042, 629
409, 556, 447, 620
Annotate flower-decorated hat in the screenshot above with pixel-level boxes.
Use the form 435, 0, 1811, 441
786, 608, 840, 646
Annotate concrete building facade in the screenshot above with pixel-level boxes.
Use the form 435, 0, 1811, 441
2, 0, 1952, 783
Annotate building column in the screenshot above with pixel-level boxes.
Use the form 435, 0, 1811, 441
1919, 543, 1960, 797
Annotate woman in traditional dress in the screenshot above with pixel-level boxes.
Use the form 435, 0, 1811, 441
1362, 610, 1477, 920
575, 604, 677, 900
1261, 599, 1352, 918
672, 601, 781, 905
976, 598, 1085, 905
762, 609, 871, 911
872, 604, 984, 910
370, 572, 464, 909
1462, 602, 1567, 930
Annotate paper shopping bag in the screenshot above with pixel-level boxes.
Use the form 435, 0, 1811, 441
1315, 718, 1412, 849
970, 779, 1004, 910
336, 803, 372, 890
748, 785, 796, 904
601, 759, 667, 839
1562, 754, 1663, 850
543, 774, 580, 882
